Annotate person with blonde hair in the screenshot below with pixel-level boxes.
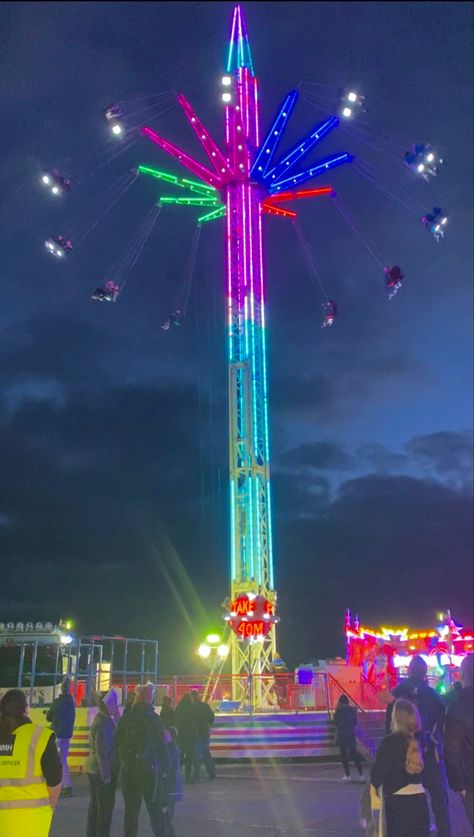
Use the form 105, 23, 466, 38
371, 698, 429, 836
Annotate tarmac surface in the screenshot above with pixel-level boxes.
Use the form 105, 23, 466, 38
50, 762, 472, 837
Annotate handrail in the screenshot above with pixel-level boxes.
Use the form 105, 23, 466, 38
327, 672, 367, 715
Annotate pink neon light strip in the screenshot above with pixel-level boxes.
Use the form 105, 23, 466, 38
141, 127, 223, 189
177, 94, 234, 179
233, 107, 247, 177
253, 76, 260, 148
243, 68, 250, 144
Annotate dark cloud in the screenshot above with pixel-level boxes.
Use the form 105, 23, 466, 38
276, 472, 473, 664
357, 442, 408, 473
406, 431, 473, 489
272, 350, 433, 426
280, 441, 355, 472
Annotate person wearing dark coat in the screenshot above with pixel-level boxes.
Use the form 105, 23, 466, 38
372, 698, 429, 836
174, 693, 197, 783
85, 690, 119, 837
117, 682, 170, 837
45, 678, 75, 797
160, 696, 176, 731
444, 654, 474, 827
333, 695, 364, 779
386, 656, 451, 837
191, 691, 216, 782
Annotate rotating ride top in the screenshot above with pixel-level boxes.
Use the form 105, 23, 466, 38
39, 5, 450, 709
345, 610, 473, 694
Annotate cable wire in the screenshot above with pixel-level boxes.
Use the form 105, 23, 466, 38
179, 224, 202, 316
125, 101, 176, 133
292, 220, 330, 303
332, 196, 385, 270
116, 204, 162, 291
352, 160, 420, 218
73, 171, 138, 247
116, 89, 173, 106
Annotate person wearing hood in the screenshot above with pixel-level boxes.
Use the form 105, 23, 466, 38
444, 654, 474, 826
45, 677, 75, 798
175, 692, 197, 783
85, 689, 119, 837
117, 682, 170, 837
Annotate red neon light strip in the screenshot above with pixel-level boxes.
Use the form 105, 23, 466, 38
261, 202, 296, 219
141, 127, 223, 189
177, 94, 234, 179
266, 186, 333, 203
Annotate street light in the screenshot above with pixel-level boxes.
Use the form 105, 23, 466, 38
196, 634, 229, 665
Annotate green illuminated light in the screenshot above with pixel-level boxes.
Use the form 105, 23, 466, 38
138, 166, 218, 197
160, 196, 220, 206
198, 205, 226, 223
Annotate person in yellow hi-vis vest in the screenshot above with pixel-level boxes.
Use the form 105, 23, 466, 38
0, 689, 63, 837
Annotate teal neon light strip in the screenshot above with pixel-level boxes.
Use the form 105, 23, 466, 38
266, 481, 275, 589
248, 474, 254, 580
230, 479, 236, 581
226, 5, 254, 75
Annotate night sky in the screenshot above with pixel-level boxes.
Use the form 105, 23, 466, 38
1, 2, 472, 674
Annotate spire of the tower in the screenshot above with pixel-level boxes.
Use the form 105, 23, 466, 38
226, 5, 254, 75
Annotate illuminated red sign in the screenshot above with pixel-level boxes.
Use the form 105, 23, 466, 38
227, 594, 276, 641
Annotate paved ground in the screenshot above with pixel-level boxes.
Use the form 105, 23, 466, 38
51, 763, 472, 837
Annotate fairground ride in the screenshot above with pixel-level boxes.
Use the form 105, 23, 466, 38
138, 6, 353, 704
40, 5, 448, 708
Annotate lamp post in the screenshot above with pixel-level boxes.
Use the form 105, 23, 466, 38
197, 634, 230, 669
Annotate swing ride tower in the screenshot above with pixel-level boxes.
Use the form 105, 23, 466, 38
139, 5, 352, 699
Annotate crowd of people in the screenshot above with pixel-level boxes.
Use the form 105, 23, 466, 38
344, 652, 473, 836
0, 653, 472, 837
0, 681, 216, 837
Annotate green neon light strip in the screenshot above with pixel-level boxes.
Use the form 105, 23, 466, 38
198, 205, 226, 223
138, 166, 217, 197
160, 196, 220, 206
181, 177, 217, 197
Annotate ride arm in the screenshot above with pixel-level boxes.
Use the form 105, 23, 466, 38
141, 127, 223, 190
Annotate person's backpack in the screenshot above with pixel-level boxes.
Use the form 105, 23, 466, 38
120, 712, 160, 777
409, 685, 441, 756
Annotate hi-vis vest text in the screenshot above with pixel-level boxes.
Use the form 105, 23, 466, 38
0, 723, 53, 810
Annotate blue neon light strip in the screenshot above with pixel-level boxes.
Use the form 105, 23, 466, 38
250, 91, 298, 179
263, 116, 338, 184
270, 152, 353, 192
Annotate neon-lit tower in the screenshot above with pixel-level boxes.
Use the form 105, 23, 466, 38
139, 6, 352, 696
